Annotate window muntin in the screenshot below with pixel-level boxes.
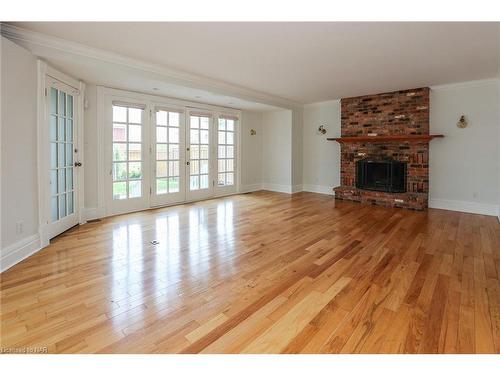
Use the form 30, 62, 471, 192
155, 110, 180, 195
112, 105, 143, 200
50, 87, 75, 222
189, 115, 210, 191
217, 118, 235, 186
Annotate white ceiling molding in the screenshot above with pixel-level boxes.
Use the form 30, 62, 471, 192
430, 78, 500, 91
0, 23, 301, 110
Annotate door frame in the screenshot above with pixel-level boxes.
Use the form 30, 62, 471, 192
37, 61, 85, 247
97, 87, 241, 218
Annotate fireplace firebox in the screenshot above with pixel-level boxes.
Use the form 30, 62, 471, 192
356, 158, 406, 193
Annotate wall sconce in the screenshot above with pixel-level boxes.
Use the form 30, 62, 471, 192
318, 125, 327, 135
457, 115, 468, 129
250, 129, 256, 136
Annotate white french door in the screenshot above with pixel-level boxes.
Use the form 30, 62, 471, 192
46, 78, 80, 239
186, 111, 214, 201
109, 102, 150, 215
150, 107, 186, 206
103, 89, 240, 216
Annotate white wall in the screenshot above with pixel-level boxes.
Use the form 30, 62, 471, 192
429, 80, 500, 215
291, 107, 304, 192
83, 84, 99, 212
240, 110, 263, 191
302, 100, 341, 195
497, 25, 500, 220
301, 82, 500, 216
261, 110, 292, 192
498, 79, 500, 220
1, 37, 39, 265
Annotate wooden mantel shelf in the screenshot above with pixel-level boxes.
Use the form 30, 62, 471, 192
327, 134, 444, 143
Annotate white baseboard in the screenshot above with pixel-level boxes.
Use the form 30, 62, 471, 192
1, 234, 42, 273
249, 183, 336, 195
429, 198, 499, 217
302, 184, 335, 196
240, 183, 263, 193
261, 183, 293, 194
83, 207, 106, 221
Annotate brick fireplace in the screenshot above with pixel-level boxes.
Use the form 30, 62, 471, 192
333, 87, 431, 210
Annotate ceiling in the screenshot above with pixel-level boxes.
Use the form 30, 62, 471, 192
8, 22, 500, 105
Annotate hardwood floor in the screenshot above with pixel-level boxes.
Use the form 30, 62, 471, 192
1, 191, 499, 353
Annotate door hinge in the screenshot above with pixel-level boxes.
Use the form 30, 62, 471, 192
150, 187, 152, 195
45, 88, 48, 97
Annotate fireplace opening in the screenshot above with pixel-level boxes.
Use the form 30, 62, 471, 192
356, 158, 406, 193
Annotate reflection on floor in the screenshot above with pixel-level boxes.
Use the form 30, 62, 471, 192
1, 191, 499, 353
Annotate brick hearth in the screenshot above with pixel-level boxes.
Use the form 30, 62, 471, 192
334, 87, 430, 210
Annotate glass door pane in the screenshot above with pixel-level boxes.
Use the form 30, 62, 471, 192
112, 105, 143, 200
155, 110, 180, 195
50, 87, 75, 222
189, 115, 211, 191
216, 117, 236, 188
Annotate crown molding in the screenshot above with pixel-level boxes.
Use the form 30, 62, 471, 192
430, 77, 500, 91
303, 98, 341, 107
0, 23, 301, 110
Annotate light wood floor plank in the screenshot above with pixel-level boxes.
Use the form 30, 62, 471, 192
1, 191, 499, 353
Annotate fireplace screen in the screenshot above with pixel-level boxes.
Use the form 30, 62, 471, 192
356, 158, 406, 193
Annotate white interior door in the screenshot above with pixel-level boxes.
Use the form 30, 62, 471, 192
215, 115, 238, 195
150, 107, 186, 206
186, 111, 214, 201
108, 102, 150, 215
46, 79, 80, 239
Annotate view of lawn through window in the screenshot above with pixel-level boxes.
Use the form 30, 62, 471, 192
112, 105, 143, 200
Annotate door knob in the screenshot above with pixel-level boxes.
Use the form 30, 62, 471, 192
74, 162, 82, 167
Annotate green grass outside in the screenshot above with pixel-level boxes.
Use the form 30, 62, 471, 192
113, 179, 179, 198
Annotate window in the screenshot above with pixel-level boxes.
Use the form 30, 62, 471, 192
217, 117, 235, 186
112, 105, 143, 200
155, 109, 181, 195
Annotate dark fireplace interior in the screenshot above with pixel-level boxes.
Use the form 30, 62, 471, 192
356, 158, 407, 193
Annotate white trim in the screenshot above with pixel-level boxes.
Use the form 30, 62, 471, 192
302, 184, 335, 195
261, 183, 293, 194
303, 99, 341, 108
83, 207, 106, 222
46, 65, 80, 91
429, 198, 499, 217
430, 78, 500, 91
96, 86, 105, 215
1, 234, 41, 273
259, 184, 305, 194
36, 60, 49, 248
77, 81, 86, 224
0, 23, 299, 110
240, 183, 263, 193
100, 86, 242, 115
